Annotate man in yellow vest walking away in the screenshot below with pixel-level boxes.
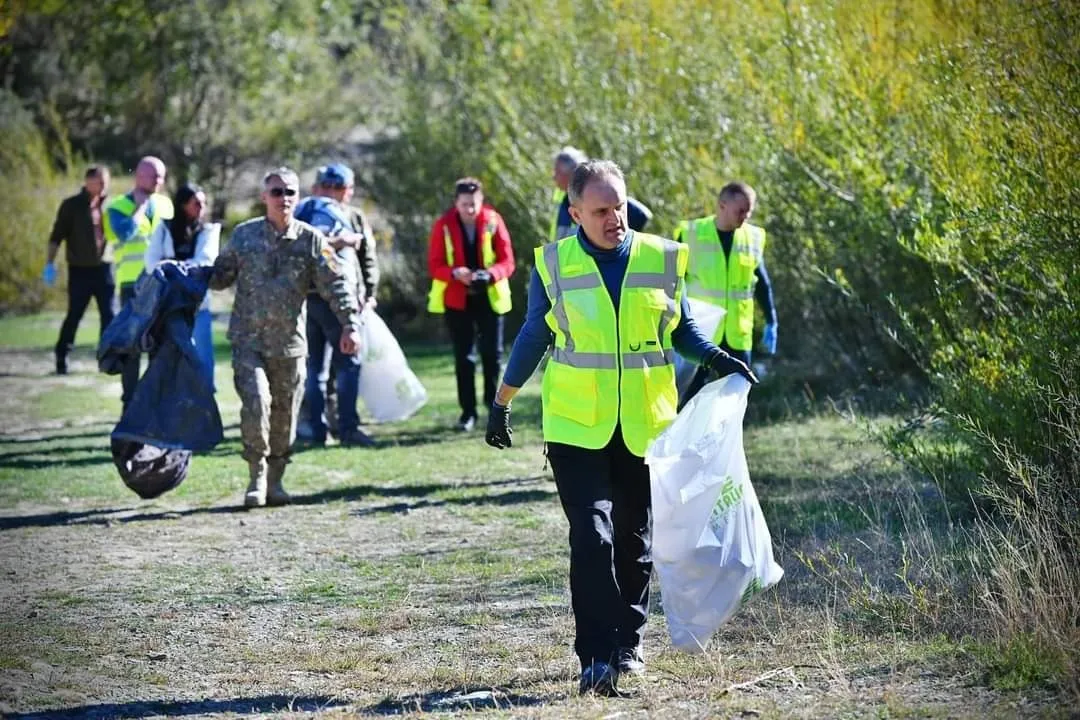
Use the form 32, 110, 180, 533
104, 156, 173, 409
674, 181, 777, 406
485, 160, 756, 696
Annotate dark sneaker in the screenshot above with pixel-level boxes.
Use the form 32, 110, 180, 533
340, 429, 376, 448
615, 645, 645, 676
456, 413, 477, 432
579, 661, 620, 696
55, 355, 68, 375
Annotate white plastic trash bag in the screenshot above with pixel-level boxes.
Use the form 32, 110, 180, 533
674, 299, 727, 399
646, 374, 783, 652
357, 307, 428, 422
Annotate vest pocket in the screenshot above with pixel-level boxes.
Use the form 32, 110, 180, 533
642, 366, 678, 422
546, 366, 598, 426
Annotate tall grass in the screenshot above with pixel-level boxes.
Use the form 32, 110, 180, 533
965, 363, 1080, 696
0, 91, 83, 315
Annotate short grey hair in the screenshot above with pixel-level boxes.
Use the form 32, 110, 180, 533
567, 160, 625, 205
263, 166, 299, 188
718, 180, 757, 206
554, 146, 589, 170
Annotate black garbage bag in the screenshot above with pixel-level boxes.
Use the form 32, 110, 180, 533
99, 262, 223, 499
111, 438, 192, 500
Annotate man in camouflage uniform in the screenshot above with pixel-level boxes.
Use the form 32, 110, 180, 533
210, 168, 361, 508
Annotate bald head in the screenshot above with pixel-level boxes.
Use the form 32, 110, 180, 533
134, 156, 166, 194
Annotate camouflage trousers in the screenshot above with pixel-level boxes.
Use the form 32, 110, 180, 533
232, 347, 306, 463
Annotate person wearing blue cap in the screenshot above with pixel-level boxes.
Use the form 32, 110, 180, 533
296, 163, 380, 447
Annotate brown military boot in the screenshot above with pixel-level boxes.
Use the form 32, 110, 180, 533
244, 458, 267, 508
266, 457, 292, 506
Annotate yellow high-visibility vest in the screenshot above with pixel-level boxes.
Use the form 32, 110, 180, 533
548, 188, 567, 244
677, 217, 765, 352
535, 231, 687, 457
427, 221, 512, 315
105, 192, 174, 286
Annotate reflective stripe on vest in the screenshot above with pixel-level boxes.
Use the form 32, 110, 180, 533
427, 219, 513, 315
107, 193, 174, 286
535, 232, 687, 457
683, 218, 765, 351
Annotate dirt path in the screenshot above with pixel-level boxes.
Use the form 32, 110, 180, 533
0, 345, 1068, 718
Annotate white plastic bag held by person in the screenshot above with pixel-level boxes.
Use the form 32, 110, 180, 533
357, 307, 428, 422
674, 299, 726, 399
646, 374, 783, 652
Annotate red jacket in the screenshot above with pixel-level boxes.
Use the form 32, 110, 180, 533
428, 205, 515, 312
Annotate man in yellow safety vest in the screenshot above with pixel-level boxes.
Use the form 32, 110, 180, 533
104, 156, 173, 408
486, 160, 756, 696
674, 181, 777, 406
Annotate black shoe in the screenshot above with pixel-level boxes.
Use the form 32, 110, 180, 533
456, 413, 477, 432
340, 429, 376, 448
579, 661, 620, 696
55, 355, 68, 375
615, 645, 645, 676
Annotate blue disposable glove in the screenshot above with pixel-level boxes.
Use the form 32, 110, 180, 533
762, 322, 778, 355
42, 262, 57, 287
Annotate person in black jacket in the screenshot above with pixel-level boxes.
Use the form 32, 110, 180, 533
45, 166, 113, 374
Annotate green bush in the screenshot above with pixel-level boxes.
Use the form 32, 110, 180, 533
0, 91, 81, 315
363, 0, 1079, 685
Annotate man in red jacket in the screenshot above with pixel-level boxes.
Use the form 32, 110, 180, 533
427, 178, 516, 431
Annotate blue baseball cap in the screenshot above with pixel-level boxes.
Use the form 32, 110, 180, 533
321, 163, 354, 188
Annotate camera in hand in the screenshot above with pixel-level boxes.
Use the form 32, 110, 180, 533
469, 269, 492, 294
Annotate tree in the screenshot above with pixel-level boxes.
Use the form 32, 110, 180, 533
1, 0, 376, 196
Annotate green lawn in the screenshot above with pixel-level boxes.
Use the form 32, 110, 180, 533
0, 312, 1067, 718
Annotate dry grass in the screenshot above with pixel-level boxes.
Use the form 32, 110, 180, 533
0, 315, 1073, 718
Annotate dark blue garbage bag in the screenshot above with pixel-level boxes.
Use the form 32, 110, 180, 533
111, 438, 192, 500
98, 262, 224, 498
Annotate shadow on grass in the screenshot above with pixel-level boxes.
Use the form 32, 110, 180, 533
364, 686, 546, 714
0, 424, 242, 469
348, 488, 556, 517
297, 475, 553, 512
0, 427, 113, 446
0, 444, 238, 471
290, 423, 464, 453
2, 694, 347, 719
0, 504, 249, 530
0, 476, 550, 530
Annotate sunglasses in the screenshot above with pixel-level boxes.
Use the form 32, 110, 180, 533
455, 182, 480, 195
268, 187, 298, 197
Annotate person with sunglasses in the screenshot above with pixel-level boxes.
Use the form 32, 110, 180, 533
209, 168, 362, 508
427, 177, 516, 431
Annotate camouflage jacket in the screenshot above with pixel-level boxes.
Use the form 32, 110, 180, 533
210, 217, 360, 357
348, 206, 379, 301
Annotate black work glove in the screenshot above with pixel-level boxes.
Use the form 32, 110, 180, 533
472, 269, 492, 287
709, 350, 759, 385
486, 402, 513, 449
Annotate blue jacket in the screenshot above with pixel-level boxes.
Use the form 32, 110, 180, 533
98, 262, 224, 452
295, 196, 350, 237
